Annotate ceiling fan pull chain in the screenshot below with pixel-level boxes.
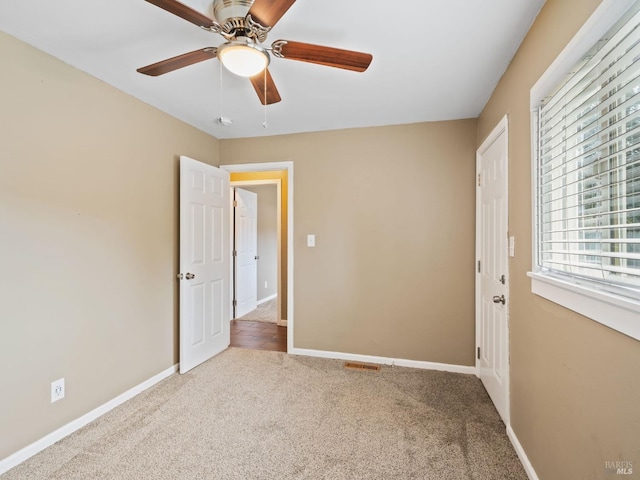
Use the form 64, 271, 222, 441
215, 63, 231, 126
262, 68, 269, 129
220, 63, 224, 120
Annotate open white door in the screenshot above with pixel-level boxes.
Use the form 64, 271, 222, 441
179, 156, 230, 374
476, 117, 509, 425
234, 188, 258, 318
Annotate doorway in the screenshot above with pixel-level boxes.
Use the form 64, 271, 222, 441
233, 184, 278, 322
230, 184, 285, 352
221, 162, 294, 353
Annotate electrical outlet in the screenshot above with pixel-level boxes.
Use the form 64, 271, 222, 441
51, 378, 65, 403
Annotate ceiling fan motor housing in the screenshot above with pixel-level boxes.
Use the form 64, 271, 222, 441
213, 0, 254, 28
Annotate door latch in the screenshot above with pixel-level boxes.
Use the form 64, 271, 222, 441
499, 274, 506, 285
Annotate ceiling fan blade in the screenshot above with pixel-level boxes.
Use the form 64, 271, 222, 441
273, 40, 372, 72
144, 0, 215, 28
249, 69, 282, 105
247, 0, 296, 28
137, 48, 217, 76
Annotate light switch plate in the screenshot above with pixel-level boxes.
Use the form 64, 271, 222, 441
509, 236, 515, 257
307, 235, 315, 247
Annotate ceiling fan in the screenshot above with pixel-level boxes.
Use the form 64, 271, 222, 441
137, 0, 373, 105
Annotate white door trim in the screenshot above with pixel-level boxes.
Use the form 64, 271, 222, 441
221, 161, 294, 352
475, 115, 510, 425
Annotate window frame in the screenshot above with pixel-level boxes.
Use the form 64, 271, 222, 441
529, 0, 640, 341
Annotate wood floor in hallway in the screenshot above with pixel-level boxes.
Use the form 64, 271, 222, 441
230, 319, 287, 352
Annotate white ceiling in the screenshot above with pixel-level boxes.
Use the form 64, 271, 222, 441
0, 0, 545, 139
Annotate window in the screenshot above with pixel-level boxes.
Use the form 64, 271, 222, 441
529, 0, 640, 340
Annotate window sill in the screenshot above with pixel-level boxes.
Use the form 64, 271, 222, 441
527, 272, 640, 341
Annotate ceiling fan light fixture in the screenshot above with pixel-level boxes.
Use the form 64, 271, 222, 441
218, 39, 270, 77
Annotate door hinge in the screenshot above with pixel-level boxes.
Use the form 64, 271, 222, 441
233, 250, 237, 257
477, 347, 481, 360
233, 299, 237, 307
477, 260, 481, 273
233, 200, 238, 207
477, 173, 481, 187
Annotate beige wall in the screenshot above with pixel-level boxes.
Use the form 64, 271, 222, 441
239, 185, 278, 301
7, 1, 638, 475
221, 120, 477, 364
0, 32, 218, 460
478, 1, 640, 479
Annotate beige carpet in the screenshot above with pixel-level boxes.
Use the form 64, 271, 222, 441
235, 297, 277, 323
2, 348, 527, 480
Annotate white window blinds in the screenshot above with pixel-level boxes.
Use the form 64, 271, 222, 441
536, 3, 640, 295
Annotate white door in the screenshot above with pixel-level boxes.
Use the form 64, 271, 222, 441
234, 188, 258, 317
179, 156, 230, 374
476, 116, 509, 425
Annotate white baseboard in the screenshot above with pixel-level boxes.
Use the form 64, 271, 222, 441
257, 293, 277, 305
0, 364, 178, 475
507, 425, 540, 480
289, 348, 476, 375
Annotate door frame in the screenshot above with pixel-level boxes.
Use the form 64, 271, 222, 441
221, 161, 294, 352
475, 115, 510, 425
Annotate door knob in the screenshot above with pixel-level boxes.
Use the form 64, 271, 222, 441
492, 295, 505, 305
185, 273, 195, 280
254, 255, 260, 260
